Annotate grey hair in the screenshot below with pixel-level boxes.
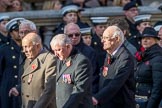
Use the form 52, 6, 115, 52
19, 20, 37, 31
50, 34, 72, 47
64, 22, 80, 34
111, 26, 125, 43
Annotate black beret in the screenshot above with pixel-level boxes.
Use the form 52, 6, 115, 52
123, 1, 138, 11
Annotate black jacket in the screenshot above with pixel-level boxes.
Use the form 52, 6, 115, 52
135, 44, 162, 108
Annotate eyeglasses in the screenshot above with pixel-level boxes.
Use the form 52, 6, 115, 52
67, 33, 81, 38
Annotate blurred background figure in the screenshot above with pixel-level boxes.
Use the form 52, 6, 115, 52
0, 16, 10, 46
90, 17, 108, 76
8, 0, 23, 12
80, 27, 92, 46
128, 14, 152, 50
42, 0, 62, 10
113, 0, 131, 7
154, 21, 162, 47
123, 1, 139, 36
53, 4, 89, 35
0, 0, 12, 12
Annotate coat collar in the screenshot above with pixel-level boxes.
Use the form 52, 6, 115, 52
22, 49, 49, 77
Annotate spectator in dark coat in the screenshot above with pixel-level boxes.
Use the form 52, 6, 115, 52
0, 17, 23, 108
135, 27, 162, 108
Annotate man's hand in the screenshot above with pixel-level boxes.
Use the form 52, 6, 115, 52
92, 97, 98, 105
9, 87, 19, 97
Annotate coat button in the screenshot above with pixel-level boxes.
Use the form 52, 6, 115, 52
14, 75, 18, 78
11, 47, 14, 50
12, 56, 16, 59
22, 93, 24, 95
26, 95, 29, 97
13, 65, 17, 69
6, 42, 9, 45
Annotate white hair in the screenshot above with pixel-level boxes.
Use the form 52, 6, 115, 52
50, 34, 72, 47
111, 26, 125, 44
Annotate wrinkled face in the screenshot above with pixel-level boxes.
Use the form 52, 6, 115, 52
82, 35, 92, 46
12, 0, 22, 11
63, 12, 78, 24
125, 7, 139, 20
94, 24, 107, 37
102, 29, 118, 51
121, 0, 130, 6
22, 39, 40, 61
141, 37, 157, 49
19, 25, 33, 39
158, 28, 162, 47
51, 44, 69, 60
0, 20, 8, 33
65, 26, 81, 45
137, 22, 151, 33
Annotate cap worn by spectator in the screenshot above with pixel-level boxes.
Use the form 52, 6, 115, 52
0, 16, 10, 22
133, 14, 152, 26
5, 17, 25, 32
90, 17, 109, 26
80, 27, 91, 36
123, 1, 138, 11
141, 27, 160, 40
154, 21, 162, 31
61, 4, 80, 16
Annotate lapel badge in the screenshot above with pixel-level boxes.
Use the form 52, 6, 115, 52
28, 74, 33, 84
66, 60, 72, 67
63, 74, 72, 84
102, 66, 108, 77
31, 64, 37, 70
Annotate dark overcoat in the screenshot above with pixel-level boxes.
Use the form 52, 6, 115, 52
0, 39, 21, 108
135, 44, 162, 108
94, 44, 136, 108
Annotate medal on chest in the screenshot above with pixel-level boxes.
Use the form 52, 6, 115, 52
102, 66, 108, 77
